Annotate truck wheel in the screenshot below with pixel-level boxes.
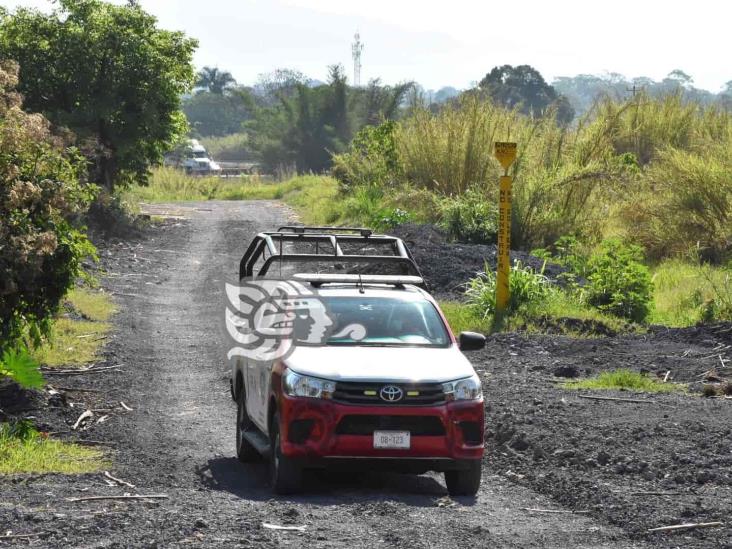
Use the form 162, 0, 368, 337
444, 460, 482, 496
269, 412, 302, 494
236, 394, 260, 463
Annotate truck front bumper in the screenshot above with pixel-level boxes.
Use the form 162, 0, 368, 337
278, 395, 484, 461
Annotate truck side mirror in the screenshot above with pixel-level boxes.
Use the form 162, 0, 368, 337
458, 331, 486, 351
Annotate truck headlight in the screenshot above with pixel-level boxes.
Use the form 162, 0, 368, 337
442, 374, 482, 401
282, 369, 335, 399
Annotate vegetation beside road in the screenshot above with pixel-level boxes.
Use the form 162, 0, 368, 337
0, 421, 107, 475
563, 369, 686, 394
32, 288, 116, 369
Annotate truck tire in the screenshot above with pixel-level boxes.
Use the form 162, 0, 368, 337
236, 393, 260, 463
444, 460, 482, 496
269, 412, 302, 494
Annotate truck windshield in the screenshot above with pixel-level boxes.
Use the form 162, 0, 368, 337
318, 296, 450, 347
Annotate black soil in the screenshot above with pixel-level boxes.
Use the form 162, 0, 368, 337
1, 210, 730, 548
389, 224, 569, 300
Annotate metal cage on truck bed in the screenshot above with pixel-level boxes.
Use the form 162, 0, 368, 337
239, 226, 424, 283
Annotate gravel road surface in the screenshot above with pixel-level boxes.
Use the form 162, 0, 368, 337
1, 200, 688, 548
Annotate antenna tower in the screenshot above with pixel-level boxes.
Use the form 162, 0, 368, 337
352, 32, 364, 87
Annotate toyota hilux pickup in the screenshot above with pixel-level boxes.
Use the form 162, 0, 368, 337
228, 227, 485, 495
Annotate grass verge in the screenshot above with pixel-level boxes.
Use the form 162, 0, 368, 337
0, 423, 108, 475
564, 369, 685, 393
650, 259, 732, 326
32, 288, 116, 368
439, 302, 492, 335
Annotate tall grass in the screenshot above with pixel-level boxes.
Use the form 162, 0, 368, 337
621, 144, 732, 261
397, 96, 629, 248
397, 96, 516, 195
650, 260, 732, 326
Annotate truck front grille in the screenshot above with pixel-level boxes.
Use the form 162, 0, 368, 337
332, 381, 445, 406
336, 415, 445, 436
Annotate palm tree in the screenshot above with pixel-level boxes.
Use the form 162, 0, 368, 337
196, 66, 236, 94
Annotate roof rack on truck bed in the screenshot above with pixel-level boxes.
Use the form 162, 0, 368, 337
239, 227, 424, 283
277, 225, 373, 237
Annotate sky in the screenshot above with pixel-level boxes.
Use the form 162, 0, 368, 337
1, 0, 730, 92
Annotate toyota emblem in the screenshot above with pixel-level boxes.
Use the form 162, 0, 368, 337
379, 385, 404, 402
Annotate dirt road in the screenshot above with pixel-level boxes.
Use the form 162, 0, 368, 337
1, 201, 647, 548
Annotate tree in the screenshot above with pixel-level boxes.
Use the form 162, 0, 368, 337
255, 68, 309, 104
0, 0, 198, 189
478, 65, 559, 115
356, 78, 414, 125
183, 87, 256, 136
196, 66, 237, 94
0, 61, 95, 351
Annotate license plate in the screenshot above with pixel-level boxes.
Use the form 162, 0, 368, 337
373, 431, 410, 449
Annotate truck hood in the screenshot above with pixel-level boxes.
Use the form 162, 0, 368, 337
284, 345, 477, 383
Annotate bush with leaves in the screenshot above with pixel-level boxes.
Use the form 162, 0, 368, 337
466, 260, 552, 317
0, 348, 42, 389
332, 121, 401, 191
0, 60, 96, 357
439, 188, 498, 244
585, 239, 653, 322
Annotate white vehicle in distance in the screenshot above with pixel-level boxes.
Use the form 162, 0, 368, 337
182, 139, 221, 175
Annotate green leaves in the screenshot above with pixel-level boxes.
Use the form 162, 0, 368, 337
0, 1, 198, 189
0, 348, 44, 389
585, 239, 653, 322
466, 260, 552, 317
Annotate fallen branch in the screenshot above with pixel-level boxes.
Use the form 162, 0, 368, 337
66, 494, 168, 503
119, 401, 133, 412
577, 395, 653, 404
648, 522, 723, 533
630, 491, 690, 496
103, 471, 136, 489
262, 523, 306, 532
43, 365, 123, 376
0, 532, 47, 540
72, 410, 93, 430
73, 440, 116, 446
521, 508, 589, 514
52, 386, 103, 393
663, 371, 671, 383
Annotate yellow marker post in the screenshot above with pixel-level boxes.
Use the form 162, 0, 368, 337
494, 142, 517, 314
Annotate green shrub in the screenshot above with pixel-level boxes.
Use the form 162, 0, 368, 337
439, 188, 498, 243
331, 121, 400, 191
466, 260, 552, 317
0, 348, 43, 389
379, 208, 412, 229
0, 61, 96, 349
585, 239, 653, 322
0, 419, 38, 441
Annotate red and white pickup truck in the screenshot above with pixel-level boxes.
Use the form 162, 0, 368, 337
228, 227, 485, 495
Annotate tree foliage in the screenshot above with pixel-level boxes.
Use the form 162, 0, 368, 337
246, 66, 414, 173
195, 66, 236, 94
0, 61, 96, 351
477, 64, 574, 123
0, 0, 198, 189
183, 88, 256, 137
